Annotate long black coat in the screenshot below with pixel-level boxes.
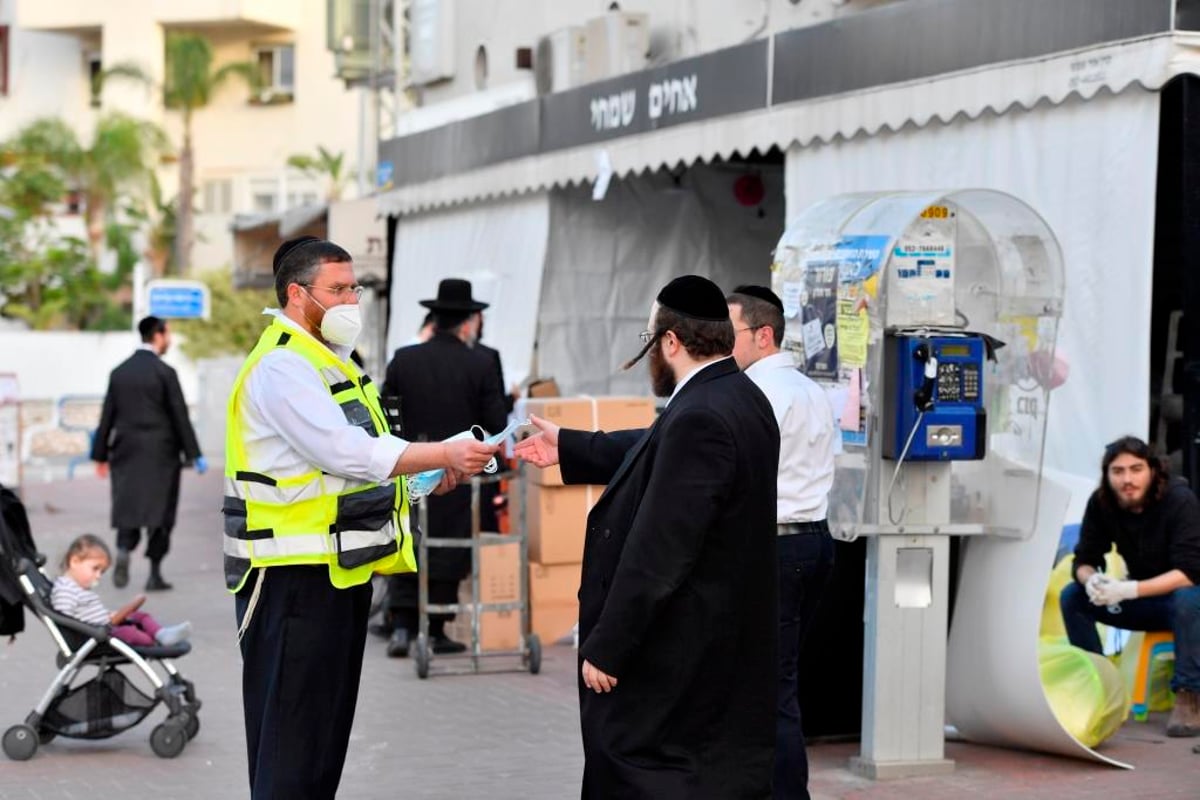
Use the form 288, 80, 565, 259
383, 333, 508, 579
91, 350, 201, 530
558, 359, 780, 799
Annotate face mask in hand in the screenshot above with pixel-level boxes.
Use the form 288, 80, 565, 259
406, 418, 531, 503
304, 288, 363, 348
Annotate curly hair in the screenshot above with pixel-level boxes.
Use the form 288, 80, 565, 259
1097, 435, 1169, 511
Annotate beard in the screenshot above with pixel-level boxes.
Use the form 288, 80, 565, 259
648, 344, 676, 398
1114, 483, 1150, 511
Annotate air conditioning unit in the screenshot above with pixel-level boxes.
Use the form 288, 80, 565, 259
535, 26, 587, 95
584, 11, 649, 83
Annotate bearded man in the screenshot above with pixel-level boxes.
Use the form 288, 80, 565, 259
1061, 435, 1200, 737
516, 275, 780, 798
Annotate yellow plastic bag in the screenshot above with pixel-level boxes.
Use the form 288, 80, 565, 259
1039, 639, 1130, 748
1118, 631, 1176, 713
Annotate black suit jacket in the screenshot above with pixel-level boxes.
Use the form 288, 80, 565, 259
383, 333, 508, 578
91, 349, 201, 529
558, 358, 780, 799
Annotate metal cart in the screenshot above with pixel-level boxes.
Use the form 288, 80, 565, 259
413, 469, 541, 678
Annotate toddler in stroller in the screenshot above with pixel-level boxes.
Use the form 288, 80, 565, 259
0, 486, 201, 761
52, 534, 192, 648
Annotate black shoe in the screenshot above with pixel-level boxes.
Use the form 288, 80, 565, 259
145, 564, 173, 592
431, 633, 467, 655
386, 628, 410, 658
113, 549, 130, 588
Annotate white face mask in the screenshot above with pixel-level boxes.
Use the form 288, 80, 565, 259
305, 288, 363, 348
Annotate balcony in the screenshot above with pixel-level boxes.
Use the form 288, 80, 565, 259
18, 0, 296, 34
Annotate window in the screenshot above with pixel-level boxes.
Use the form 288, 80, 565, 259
253, 44, 295, 103
88, 55, 102, 108
0, 26, 9, 97
202, 179, 233, 214
249, 178, 279, 213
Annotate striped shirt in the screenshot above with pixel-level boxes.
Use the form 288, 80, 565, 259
50, 576, 111, 626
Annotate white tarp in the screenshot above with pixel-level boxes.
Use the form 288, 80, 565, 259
386, 193, 550, 388
784, 87, 1161, 479
538, 164, 785, 396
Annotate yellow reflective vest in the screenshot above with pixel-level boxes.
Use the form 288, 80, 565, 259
222, 318, 416, 592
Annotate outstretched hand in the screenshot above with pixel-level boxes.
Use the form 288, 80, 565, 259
513, 415, 561, 468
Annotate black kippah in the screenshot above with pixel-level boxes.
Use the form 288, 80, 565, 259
273, 236, 322, 275
657, 275, 729, 322
732, 284, 784, 314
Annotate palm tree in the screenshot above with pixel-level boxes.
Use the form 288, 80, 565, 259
104, 32, 257, 272
3, 114, 167, 261
287, 146, 351, 202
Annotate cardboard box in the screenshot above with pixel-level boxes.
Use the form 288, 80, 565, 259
527, 378, 560, 398
447, 541, 522, 651
524, 396, 657, 485
529, 561, 581, 644
521, 483, 596, 564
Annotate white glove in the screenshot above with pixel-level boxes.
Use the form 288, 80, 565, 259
1090, 577, 1138, 607
1084, 572, 1112, 605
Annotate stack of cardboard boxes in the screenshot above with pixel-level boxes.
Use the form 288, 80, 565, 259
468, 395, 658, 651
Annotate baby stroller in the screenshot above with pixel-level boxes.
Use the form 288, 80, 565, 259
0, 485, 201, 760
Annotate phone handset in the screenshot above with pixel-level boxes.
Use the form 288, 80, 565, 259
912, 343, 938, 412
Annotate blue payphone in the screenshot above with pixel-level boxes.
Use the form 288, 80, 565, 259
882, 333, 987, 461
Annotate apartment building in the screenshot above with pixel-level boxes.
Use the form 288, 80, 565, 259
3, 0, 368, 268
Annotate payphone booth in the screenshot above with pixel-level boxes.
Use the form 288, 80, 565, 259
772, 190, 1065, 778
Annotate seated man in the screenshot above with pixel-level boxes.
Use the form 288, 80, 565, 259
1060, 436, 1200, 736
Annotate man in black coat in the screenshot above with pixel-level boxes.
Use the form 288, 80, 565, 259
91, 316, 204, 591
516, 275, 780, 799
382, 279, 509, 657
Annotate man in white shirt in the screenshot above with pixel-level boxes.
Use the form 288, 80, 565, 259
227, 236, 498, 799
728, 285, 837, 800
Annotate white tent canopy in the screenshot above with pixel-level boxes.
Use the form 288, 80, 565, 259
378, 33, 1190, 216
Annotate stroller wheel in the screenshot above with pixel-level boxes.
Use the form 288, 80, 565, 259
182, 712, 200, 741
149, 721, 186, 758
3, 724, 38, 761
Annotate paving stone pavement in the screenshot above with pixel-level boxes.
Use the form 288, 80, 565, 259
1, 470, 1198, 799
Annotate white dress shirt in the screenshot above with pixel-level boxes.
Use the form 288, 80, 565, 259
236, 311, 408, 483
744, 352, 836, 522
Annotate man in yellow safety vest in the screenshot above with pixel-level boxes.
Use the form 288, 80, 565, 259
223, 236, 498, 799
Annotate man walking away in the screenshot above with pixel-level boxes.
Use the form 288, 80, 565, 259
92, 315, 205, 591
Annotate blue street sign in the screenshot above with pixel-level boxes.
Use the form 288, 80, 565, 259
377, 160, 394, 188
146, 280, 210, 320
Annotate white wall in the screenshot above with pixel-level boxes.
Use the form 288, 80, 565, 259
0, 0, 92, 142
413, 0, 893, 105
0, 331, 199, 403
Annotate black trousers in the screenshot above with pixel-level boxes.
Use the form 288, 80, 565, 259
776, 526, 835, 800
116, 526, 171, 562
386, 573, 458, 633
235, 566, 371, 800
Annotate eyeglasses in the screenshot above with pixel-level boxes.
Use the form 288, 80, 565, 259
733, 325, 764, 336
638, 329, 663, 345
303, 284, 365, 300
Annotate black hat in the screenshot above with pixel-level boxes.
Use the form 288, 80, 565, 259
273, 235, 321, 275
657, 275, 729, 322
732, 284, 784, 314
419, 278, 489, 312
